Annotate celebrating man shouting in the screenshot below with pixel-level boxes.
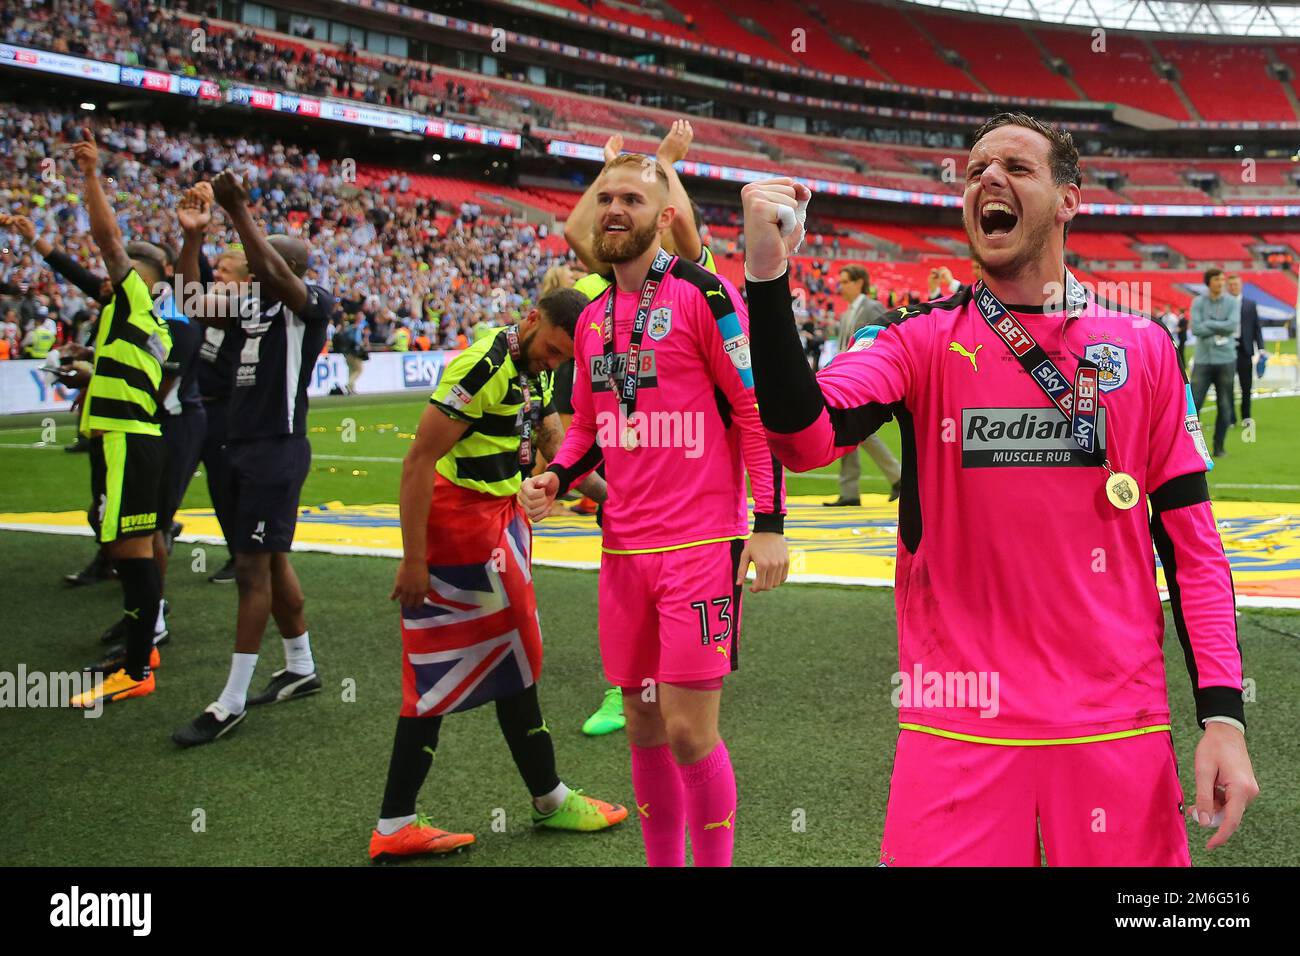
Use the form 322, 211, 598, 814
741, 113, 1257, 866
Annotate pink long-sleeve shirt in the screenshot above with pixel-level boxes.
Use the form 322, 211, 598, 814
549, 253, 786, 553
748, 272, 1243, 741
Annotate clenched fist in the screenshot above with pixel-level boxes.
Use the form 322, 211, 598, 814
211, 170, 250, 211
519, 472, 559, 523
740, 177, 811, 282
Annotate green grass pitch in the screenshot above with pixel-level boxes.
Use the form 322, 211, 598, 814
0, 392, 1296, 866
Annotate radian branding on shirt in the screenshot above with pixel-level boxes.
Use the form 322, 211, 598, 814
961, 407, 1107, 467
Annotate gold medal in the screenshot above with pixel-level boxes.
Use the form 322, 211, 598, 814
1105, 471, 1139, 510
622, 426, 639, 452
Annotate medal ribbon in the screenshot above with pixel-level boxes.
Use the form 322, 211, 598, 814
505, 324, 540, 468
971, 274, 1103, 459
602, 247, 674, 432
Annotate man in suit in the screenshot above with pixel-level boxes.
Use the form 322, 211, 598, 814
1227, 274, 1265, 427
825, 265, 902, 506
1190, 268, 1240, 458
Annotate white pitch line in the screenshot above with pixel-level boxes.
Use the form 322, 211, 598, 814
313, 453, 405, 464
1213, 482, 1300, 490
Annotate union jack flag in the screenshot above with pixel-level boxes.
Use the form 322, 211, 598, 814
400, 512, 542, 716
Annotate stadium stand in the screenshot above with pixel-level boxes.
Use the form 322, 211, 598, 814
813, 0, 979, 92
741, 0, 885, 82
1008, 25, 1191, 119
0, 0, 1296, 352
671, 0, 801, 65
1153, 40, 1296, 123
913, 10, 1080, 101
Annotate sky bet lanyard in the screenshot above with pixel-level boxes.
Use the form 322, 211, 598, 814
972, 275, 1140, 510
504, 324, 541, 469
603, 247, 673, 452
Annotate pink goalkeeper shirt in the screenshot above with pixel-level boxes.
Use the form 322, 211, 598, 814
747, 273, 1242, 742
549, 253, 786, 553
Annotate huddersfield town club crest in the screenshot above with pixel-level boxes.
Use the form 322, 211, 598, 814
648, 306, 672, 341
1084, 343, 1128, 392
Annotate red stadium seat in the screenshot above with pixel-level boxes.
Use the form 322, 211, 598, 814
1035, 26, 1189, 120
915, 10, 1079, 101
1154, 40, 1293, 122
815, 0, 979, 92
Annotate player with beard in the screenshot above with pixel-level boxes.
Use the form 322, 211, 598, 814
741, 113, 1258, 865
562, 123, 722, 738
520, 154, 788, 867
169, 176, 333, 746
372, 289, 625, 861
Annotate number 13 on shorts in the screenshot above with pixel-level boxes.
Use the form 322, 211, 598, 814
691, 597, 733, 656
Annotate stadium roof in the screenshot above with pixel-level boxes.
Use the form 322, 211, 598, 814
903, 0, 1300, 36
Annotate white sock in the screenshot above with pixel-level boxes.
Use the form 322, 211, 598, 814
376, 814, 418, 836
533, 781, 570, 814
154, 600, 166, 636
217, 652, 258, 715
283, 632, 314, 675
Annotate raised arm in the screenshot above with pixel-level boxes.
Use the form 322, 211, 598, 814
0, 214, 108, 303
657, 120, 702, 264
742, 179, 907, 473
211, 171, 308, 314
71, 129, 131, 286
563, 134, 621, 276
176, 185, 237, 329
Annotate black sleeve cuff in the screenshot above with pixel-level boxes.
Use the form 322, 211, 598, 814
1195, 686, 1246, 729
752, 512, 784, 535
1150, 471, 1209, 512
545, 463, 573, 496
745, 270, 826, 435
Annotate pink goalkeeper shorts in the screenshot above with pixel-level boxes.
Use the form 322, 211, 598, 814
880, 727, 1191, 867
598, 539, 745, 687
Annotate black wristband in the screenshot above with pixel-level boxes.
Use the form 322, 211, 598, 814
1195, 686, 1246, 729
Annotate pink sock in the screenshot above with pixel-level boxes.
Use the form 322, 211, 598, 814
680, 739, 737, 867
630, 743, 687, 867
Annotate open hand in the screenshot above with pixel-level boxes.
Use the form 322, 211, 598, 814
657, 119, 693, 165
602, 133, 624, 166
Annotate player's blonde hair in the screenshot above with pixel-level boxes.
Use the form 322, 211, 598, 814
600, 153, 670, 196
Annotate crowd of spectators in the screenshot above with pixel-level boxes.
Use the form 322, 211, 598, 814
0, 104, 575, 359
1, 0, 481, 116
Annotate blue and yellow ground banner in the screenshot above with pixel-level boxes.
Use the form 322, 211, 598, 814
3, 494, 1298, 607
